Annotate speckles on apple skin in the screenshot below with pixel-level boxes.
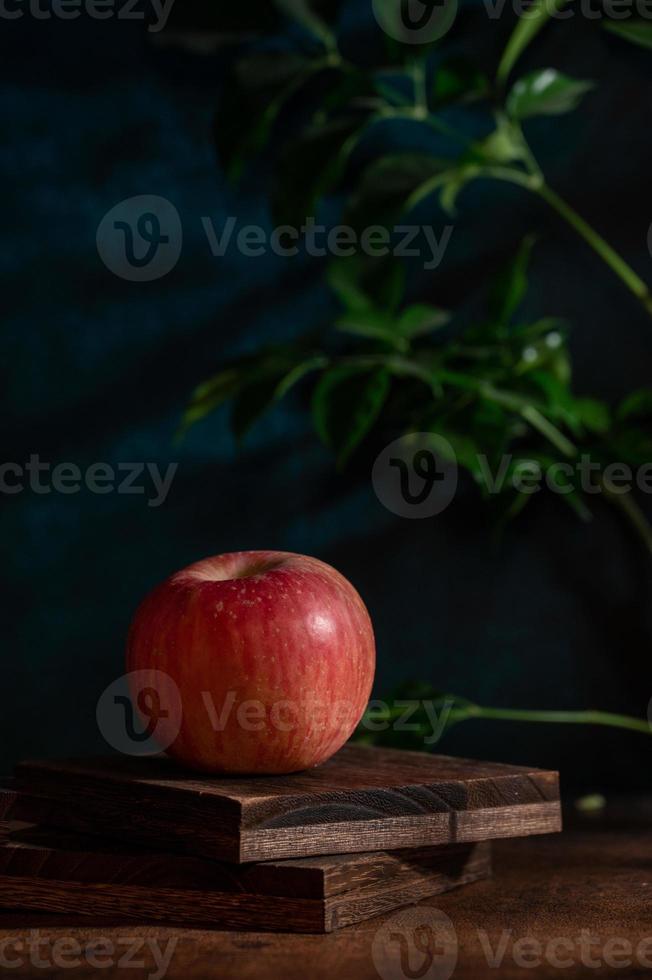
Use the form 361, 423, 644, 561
129, 550, 375, 773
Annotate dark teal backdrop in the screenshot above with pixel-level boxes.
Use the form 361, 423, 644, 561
2, 7, 651, 791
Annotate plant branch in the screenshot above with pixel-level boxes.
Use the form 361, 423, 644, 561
359, 699, 651, 738
410, 58, 428, 119
403, 96, 652, 318
469, 164, 652, 319
469, 705, 651, 734
601, 479, 652, 556
521, 405, 576, 458
537, 183, 652, 317
381, 106, 468, 144
496, 0, 572, 86
438, 369, 578, 457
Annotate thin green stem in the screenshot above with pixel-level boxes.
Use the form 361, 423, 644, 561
410, 59, 428, 118
373, 80, 651, 320
421, 114, 473, 146
360, 700, 650, 736
515, 126, 544, 181
466, 162, 652, 319
374, 79, 413, 108
470, 705, 650, 735
474, 164, 538, 191
537, 184, 652, 317
381, 106, 468, 145
521, 405, 577, 458
438, 369, 578, 458
601, 478, 652, 556
496, 0, 572, 87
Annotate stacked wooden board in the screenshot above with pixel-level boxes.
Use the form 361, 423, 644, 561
0, 744, 561, 933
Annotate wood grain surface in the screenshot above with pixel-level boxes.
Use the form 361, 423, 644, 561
0, 799, 648, 979
13, 744, 561, 862
0, 822, 490, 933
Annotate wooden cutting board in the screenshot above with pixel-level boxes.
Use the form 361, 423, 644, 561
12, 744, 561, 863
0, 821, 491, 933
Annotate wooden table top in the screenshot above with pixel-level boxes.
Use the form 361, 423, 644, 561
0, 798, 650, 979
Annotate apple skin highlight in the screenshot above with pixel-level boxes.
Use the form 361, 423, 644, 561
126, 551, 376, 775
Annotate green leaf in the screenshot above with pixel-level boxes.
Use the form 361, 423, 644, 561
311, 366, 390, 465
427, 426, 485, 478
182, 347, 328, 442
179, 367, 245, 438
377, 261, 406, 314
231, 374, 286, 442
439, 170, 474, 215
523, 405, 577, 457
490, 235, 536, 325
336, 311, 399, 346
397, 304, 450, 338
573, 398, 610, 435
355, 685, 474, 750
617, 388, 652, 421
272, 114, 369, 227
328, 255, 405, 315
313, 66, 376, 118
497, 0, 571, 86
507, 69, 594, 120
231, 356, 327, 441
604, 20, 652, 51
512, 316, 567, 341
275, 356, 329, 399
346, 153, 448, 231
475, 115, 526, 165
274, 0, 337, 50
380, 354, 442, 393
214, 55, 314, 179
432, 59, 490, 107
327, 258, 375, 313
336, 304, 447, 351
527, 368, 580, 434
607, 428, 652, 467
406, 163, 480, 217
215, 54, 340, 181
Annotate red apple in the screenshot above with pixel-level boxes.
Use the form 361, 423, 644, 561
126, 551, 376, 774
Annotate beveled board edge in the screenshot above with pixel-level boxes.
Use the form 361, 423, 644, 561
238, 800, 562, 862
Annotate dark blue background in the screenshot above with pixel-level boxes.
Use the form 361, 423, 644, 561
2, 6, 651, 791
